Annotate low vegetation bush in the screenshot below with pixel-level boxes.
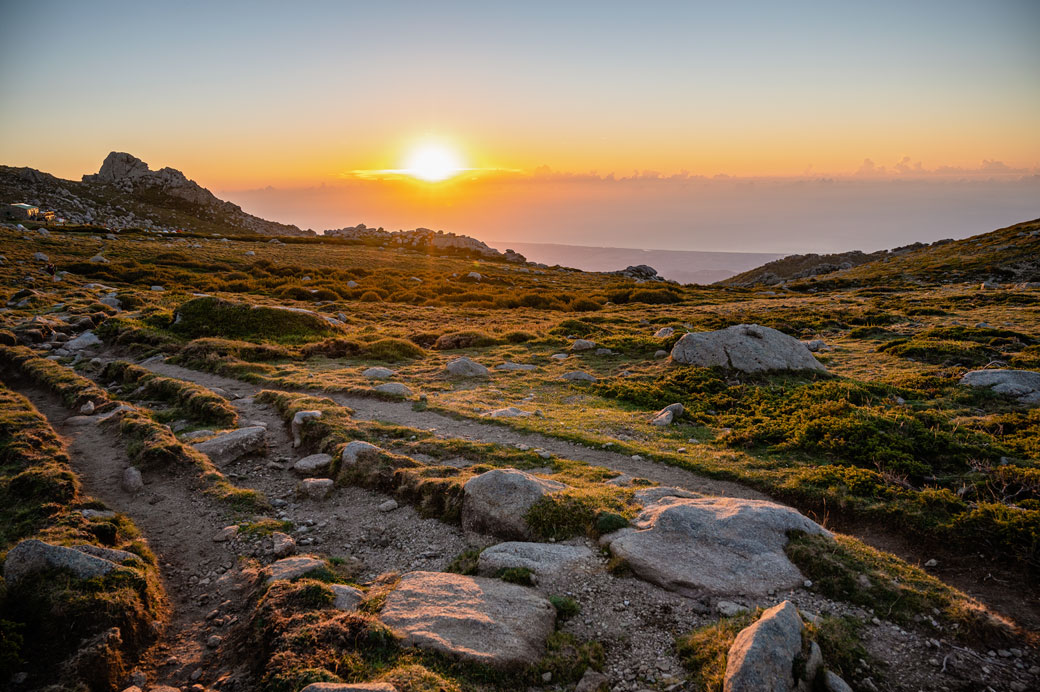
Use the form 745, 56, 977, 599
172, 296, 341, 343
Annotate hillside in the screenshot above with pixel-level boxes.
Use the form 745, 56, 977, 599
1, 217, 1038, 692
722, 218, 1040, 288
0, 151, 310, 236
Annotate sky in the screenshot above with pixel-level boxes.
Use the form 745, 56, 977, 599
1, 0, 1038, 253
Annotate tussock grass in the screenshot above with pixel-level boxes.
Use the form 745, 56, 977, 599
102, 360, 238, 427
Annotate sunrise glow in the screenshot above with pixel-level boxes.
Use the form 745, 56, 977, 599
400, 142, 466, 182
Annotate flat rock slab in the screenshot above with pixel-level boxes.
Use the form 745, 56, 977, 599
193, 426, 267, 465
4, 539, 124, 584
363, 367, 396, 379
374, 382, 413, 397
293, 453, 333, 476
478, 542, 594, 577
331, 584, 364, 611
380, 571, 555, 668
670, 324, 826, 373
463, 469, 567, 540
266, 556, 326, 583
604, 497, 830, 597
960, 369, 1040, 405
496, 362, 537, 371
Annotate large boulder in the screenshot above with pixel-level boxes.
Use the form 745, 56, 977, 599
724, 600, 821, 692
477, 542, 594, 578
265, 556, 326, 583
603, 497, 830, 597
193, 426, 267, 465
445, 357, 490, 378
3, 539, 127, 584
379, 571, 556, 668
960, 369, 1040, 405
66, 331, 102, 350
670, 324, 826, 373
462, 469, 567, 539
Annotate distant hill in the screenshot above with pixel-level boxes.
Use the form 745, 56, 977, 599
721, 218, 1040, 287
487, 241, 784, 284
0, 152, 311, 236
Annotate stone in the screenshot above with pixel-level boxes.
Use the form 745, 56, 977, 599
550, 353, 568, 360
654, 327, 675, 338
575, 669, 610, 692
462, 469, 567, 539
66, 330, 102, 350
341, 440, 382, 466
378, 499, 399, 512
561, 371, 597, 382
266, 556, 326, 583
379, 571, 555, 668
293, 453, 333, 476
804, 339, 827, 352
650, 403, 683, 426
80, 400, 96, 414
717, 600, 748, 617
603, 497, 830, 597
821, 670, 854, 692
291, 410, 323, 447
374, 382, 412, 397
193, 426, 267, 465
477, 542, 594, 577
445, 357, 490, 377
670, 324, 826, 373
212, 526, 237, 543
654, 349, 669, 359
271, 532, 296, 557
571, 339, 597, 351
363, 366, 396, 379
150, 285, 164, 292
300, 684, 398, 692
466, 271, 482, 281
33, 252, 48, 261
330, 584, 364, 611
724, 601, 819, 692
496, 362, 537, 371
3, 539, 123, 584
298, 477, 334, 499
960, 369, 1040, 405
122, 466, 144, 493
483, 406, 531, 418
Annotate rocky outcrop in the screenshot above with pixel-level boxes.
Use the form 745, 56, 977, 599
193, 426, 267, 465
612, 265, 667, 282
603, 497, 830, 597
323, 224, 525, 263
724, 601, 822, 692
265, 556, 326, 583
960, 369, 1040, 405
379, 571, 556, 668
462, 469, 567, 539
670, 324, 826, 373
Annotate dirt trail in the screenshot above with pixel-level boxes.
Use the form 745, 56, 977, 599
142, 358, 1040, 634
17, 386, 259, 690
145, 359, 766, 501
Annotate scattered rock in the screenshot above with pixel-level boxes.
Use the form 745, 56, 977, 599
463, 469, 567, 539
193, 426, 267, 465
960, 369, 1040, 405
654, 327, 675, 338
293, 453, 333, 477
603, 497, 830, 596
821, 670, 854, 692
445, 357, 490, 378
654, 349, 669, 359
561, 371, 597, 382
575, 669, 610, 692
330, 584, 364, 611
374, 382, 412, 397
291, 410, 323, 447
298, 477, 334, 499
379, 571, 556, 668
477, 542, 594, 577
300, 683, 398, 692
378, 499, 399, 512
341, 440, 382, 466
804, 339, 827, 352
571, 339, 597, 352
66, 331, 102, 350
717, 600, 748, 617
649, 402, 683, 426
496, 362, 537, 371
121, 466, 144, 493
271, 532, 296, 557
483, 406, 531, 418
363, 366, 396, 379
212, 526, 238, 543
79, 400, 96, 415
266, 556, 326, 583
670, 324, 827, 373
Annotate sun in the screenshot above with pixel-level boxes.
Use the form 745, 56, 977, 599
401, 141, 465, 182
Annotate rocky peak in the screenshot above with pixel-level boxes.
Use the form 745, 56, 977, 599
83, 152, 152, 184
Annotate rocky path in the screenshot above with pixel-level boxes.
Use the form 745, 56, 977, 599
140, 357, 1040, 636
17, 386, 258, 690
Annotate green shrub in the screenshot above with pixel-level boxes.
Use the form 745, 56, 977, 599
172, 296, 339, 343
